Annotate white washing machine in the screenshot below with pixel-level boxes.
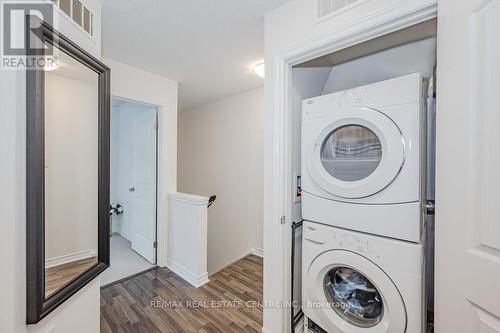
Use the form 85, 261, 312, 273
301, 73, 425, 242
302, 221, 423, 333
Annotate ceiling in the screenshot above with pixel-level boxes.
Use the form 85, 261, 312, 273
101, 0, 288, 110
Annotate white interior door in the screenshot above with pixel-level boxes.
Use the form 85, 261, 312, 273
130, 107, 157, 263
435, 1, 500, 332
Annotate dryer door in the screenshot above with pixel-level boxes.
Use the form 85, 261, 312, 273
306, 106, 405, 199
307, 250, 406, 333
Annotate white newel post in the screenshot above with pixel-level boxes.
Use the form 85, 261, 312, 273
167, 192, 210, 287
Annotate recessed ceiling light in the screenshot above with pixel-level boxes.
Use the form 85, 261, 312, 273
252, 63, 265, 78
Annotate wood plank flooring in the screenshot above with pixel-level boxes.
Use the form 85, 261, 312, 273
100, 255, 263, 333
45, 256, 97, 297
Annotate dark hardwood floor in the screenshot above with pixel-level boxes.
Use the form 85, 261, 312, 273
100, 255, 263, 333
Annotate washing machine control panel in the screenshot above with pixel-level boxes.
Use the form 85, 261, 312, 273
304, 222, 384, 260
333, 231, 380, 259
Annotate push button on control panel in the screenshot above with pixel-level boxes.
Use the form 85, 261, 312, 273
334, 231, 379, 258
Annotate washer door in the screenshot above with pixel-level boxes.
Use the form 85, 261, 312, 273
306, 106, 405, 199
307, 250, 406, 333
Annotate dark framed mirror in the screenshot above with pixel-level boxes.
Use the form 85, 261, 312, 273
26, 15, 110, 324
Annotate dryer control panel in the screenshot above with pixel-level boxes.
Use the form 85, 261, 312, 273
302, 72, 422, 120
332, 87, 370, 107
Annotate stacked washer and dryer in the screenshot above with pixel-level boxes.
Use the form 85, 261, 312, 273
301, 73, 431, 333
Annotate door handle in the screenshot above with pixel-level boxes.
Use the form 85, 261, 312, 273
129, 187, 135, 192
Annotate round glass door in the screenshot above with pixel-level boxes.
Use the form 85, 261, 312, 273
324, 267, 384, 328
321, 125, 382, 182
307, 106, 406, 199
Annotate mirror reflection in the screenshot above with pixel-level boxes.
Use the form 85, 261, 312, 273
44, 46, 99, 298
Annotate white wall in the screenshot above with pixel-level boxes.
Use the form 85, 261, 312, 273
44, 72, 98, 262
290, 67, 332, 223
322, 37, 436, 95
103, 57, 178, 267
0, 1, 103, 332
178, 87, 264, 274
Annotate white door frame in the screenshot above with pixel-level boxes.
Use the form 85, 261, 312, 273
264, 2, 437, 332
111, 95, 164, 265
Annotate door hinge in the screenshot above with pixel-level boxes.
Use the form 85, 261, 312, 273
153, 241, 158, 248
153, 121, 159, 131
280, 216, 286, 225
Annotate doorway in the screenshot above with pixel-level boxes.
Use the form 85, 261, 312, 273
101, 96, 159, 285
263, 6, 438, 331
290, 24, 437, 330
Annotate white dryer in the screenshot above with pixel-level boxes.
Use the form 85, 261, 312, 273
301, 73, 425, 242
302, 221, 423, 333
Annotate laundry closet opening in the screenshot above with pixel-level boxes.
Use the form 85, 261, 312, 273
290, 18, 437, 332
101, 97, 159, 286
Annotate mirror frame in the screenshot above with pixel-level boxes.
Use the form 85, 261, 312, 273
26, 15, 110, 324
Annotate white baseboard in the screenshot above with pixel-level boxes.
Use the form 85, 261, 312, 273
45, 249, 97, 268
262, 328, 273, 333
250, 247, 264, 258
166, 259, 209, 288
114, 230, 130, 241
210, 249, 264, 276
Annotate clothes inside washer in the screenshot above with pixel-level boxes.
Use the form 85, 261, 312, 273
324, 267, 384, 327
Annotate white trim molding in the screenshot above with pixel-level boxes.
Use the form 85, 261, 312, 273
167, 192, 210, 206
316, 0, 370, 24
166, 259, 209, 288
263, 1, 437, 332
45, 249, 97, 269
251, 247, 264, 258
